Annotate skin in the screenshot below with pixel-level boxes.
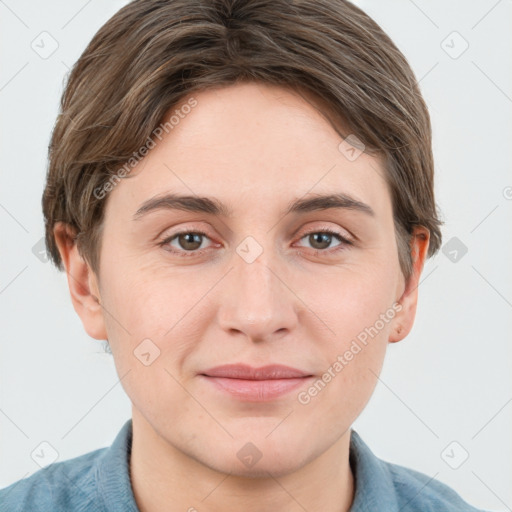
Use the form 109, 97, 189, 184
54, 82, 429, 512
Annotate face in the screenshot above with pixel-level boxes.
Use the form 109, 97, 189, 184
58, 82, 426, 478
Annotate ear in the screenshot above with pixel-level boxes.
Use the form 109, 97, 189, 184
388, 226, 430, 343
53, 222, 108, 341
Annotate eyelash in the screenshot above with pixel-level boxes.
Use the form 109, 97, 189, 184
158, 228, 353, 258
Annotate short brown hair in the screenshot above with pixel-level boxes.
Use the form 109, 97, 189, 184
43, 0, 443, 283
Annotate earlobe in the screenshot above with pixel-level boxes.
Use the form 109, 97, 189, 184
388, 226, 430, 344
53, 222, 107, 340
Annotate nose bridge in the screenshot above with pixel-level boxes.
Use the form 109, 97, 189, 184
218, 237, 297, 341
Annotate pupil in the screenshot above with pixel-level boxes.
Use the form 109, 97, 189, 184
312, 233, 331, 249
181, 233, 201, 250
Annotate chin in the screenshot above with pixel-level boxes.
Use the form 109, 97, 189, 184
214, 457, 307, 479
200, 440, 313, 479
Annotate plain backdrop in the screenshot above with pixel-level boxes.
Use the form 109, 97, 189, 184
1, 1, 511, 510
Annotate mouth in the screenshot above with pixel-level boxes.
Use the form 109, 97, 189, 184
199, 363, 314, 402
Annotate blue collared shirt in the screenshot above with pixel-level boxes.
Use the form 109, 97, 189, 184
0, 419, 487, 511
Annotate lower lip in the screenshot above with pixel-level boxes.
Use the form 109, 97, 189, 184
200, 375, 313, 401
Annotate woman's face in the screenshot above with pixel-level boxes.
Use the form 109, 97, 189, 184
78, 82, 420, 477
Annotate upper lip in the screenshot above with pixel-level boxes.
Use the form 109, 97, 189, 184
200, 364, 312, 380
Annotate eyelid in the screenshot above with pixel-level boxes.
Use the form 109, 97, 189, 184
295, 223, 354, 243
157, 222, 215, 240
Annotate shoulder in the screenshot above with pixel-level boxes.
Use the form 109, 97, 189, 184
0, 447, 106, 512
349, 430, 489, 512
384, 459, 489, 512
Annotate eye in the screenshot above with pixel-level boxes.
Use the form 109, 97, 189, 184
295, 228, 353, 254
158, 227, 354, 258
158, 230, 213, 257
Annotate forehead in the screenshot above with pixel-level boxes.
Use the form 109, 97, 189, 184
105, 82, 390, 220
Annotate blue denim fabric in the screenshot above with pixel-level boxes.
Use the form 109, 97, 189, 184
0, 419, 488, 511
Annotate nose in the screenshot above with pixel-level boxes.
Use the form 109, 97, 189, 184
216, 248, 299, 343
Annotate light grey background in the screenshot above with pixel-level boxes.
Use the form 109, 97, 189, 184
1, 1, 511, 510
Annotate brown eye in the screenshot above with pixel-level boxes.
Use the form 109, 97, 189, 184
308, 232, 335, 250
296, 229, 353, 254
159, 230, 212, 257
176, 232, 204, 251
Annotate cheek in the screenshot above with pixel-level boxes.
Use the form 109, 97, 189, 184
99, 268, 196, 422
298, 254, 398, 340
100, 251, 195, 333
98, 259, 212, 384
296, 314, 389, 429
295, 260, 396, 406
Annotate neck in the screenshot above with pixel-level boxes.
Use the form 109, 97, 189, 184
129, 410, 355, 512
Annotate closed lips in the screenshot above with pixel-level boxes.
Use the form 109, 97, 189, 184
200, 364, 313, 380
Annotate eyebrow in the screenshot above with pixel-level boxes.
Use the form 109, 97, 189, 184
132, 192, 375, 221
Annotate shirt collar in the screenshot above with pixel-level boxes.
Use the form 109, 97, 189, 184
95, 419, 139, 512
349, 428, 399, 511
94, 419, 398, 512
